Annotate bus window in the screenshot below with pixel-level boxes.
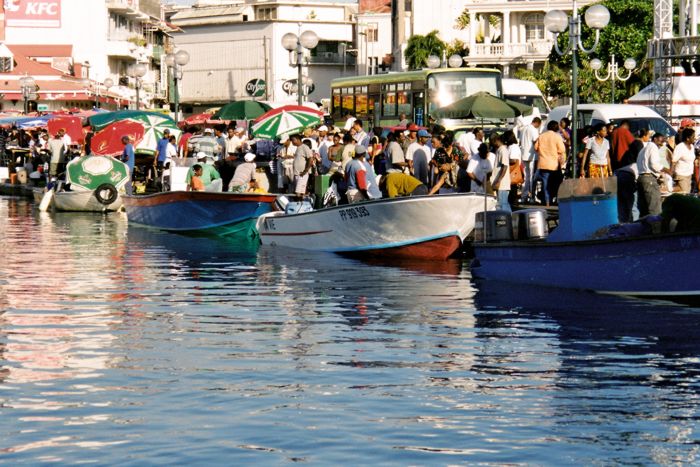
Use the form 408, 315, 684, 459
397, 90, 411, 117
383, 92, 396, 116
356, 94, 368, 116
332, 90, 341, 120
428, 71, 501, 109
342, 94, 355, 115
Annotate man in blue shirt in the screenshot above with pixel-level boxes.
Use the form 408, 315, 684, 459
155, 129, 170, 178
121, 135, 135, 195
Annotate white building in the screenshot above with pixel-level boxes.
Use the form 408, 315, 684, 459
170, 0, 357, 112
0, 0, 172, 111
406, 0, 597, 76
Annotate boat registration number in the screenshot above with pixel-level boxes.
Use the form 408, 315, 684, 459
339, 206, 370, 221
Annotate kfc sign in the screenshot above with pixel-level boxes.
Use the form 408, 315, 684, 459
5, 0, 61, 28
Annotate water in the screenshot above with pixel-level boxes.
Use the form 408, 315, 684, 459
1, 196, 700, 465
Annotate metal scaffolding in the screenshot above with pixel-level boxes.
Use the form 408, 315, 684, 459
649, 0, 700, 119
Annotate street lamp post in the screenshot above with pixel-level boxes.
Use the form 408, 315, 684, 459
282, 24, 319, 106
127, 62, 148, 110
545, 1, 610, 179
164, 49, 190, 121
590, 54, 636, 104
19, 75, 36, 114
83, 78, 113, 108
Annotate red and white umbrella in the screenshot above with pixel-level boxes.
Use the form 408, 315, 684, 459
91, 120, 145, 157
251, 105, 324, 140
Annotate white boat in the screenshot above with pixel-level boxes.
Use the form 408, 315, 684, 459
257, 193, 496, 260
53, 188, 123, 212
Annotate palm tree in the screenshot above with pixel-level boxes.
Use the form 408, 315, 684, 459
404, 30, 446, 70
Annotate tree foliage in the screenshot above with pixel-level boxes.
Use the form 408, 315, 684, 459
404, 30, 446, 70
539, 0, 654, 102
446, 39, 468, 58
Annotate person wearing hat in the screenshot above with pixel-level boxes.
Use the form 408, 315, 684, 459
345, 145, 370, 203
402, 123, 419, 154
193, 128, 219, 159
317, 125, 332, 172
406, 129, 432, 184
185, 151, 221, 190
228, 152, 259, 193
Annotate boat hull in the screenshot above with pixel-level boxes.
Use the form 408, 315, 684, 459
258, 193, 496, 260
472, 233, 700, 297
122, 191, 277, 237
54, 190, 123, 212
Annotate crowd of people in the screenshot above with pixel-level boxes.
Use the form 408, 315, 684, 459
171, 112, 700, 222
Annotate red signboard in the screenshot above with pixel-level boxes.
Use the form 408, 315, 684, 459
5, 0, 61, 28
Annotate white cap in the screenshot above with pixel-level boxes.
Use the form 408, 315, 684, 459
204, 128, 213, 134
234, 127, 245, 133
280, 134, 290, 143
244, 152, 256, 162
196, 151, 208, 159
318, 125, 328, 132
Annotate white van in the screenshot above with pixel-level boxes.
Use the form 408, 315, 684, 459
502, 78, 550, 118
547, 104, 676, 137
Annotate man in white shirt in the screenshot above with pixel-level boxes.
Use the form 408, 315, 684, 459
316, 125, 332, 172
637, 132, 667, 216
405, 129, 431, 181
469, 128, 484, 159
672, 127, 696, 193
519, 117, 541, 203
352, 119, 369, 147
343, 112, 356, 131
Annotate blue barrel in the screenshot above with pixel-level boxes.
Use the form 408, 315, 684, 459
549, 193, 618, 242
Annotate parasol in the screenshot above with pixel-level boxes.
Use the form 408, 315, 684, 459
91, 120, 145, 156
431, 92, 535, 120
127, 113, 181, 155
214, 101, 272, 121
88, 110, 175, 131
251, 105, 323, 140
65, 155, 130, 191
48, 116, 84, 143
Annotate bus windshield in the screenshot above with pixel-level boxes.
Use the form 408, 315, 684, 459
428, 71, 501, 111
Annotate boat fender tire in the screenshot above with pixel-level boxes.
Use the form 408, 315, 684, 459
94, 183, 118, 205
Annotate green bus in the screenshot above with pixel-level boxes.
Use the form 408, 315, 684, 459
330, 67, 502, 128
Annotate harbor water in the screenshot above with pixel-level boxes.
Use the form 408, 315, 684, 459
1, 195, 700, 465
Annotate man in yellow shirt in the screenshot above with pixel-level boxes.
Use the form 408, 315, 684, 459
534, 120, 566, 206
380, 172, 429, 198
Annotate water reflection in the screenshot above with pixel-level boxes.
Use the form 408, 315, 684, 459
3, 195, 700, 464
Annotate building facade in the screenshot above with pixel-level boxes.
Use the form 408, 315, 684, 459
170, 0, 357, 112
409, 0, 597, 76
0, 0, 172, 112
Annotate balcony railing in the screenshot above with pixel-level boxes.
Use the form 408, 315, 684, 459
308, 52, 356, 66
469, 40, 553, 59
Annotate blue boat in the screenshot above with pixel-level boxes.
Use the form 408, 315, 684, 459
472, 231, 700, 298
471, 178, 700, 300
122, 191, 277, 238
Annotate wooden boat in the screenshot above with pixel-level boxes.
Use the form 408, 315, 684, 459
472, 231, 700, 299
257, 193, 496, 260
123, 191, 277, 237
471, 179, 700, 300
53, 188, 123, 212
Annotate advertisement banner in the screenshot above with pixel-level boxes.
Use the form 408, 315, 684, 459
5, 0, 61, 28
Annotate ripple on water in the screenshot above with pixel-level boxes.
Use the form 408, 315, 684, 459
2, 198, 700, 464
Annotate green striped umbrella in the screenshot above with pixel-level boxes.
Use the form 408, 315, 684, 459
251, 105, 324, 140
214, 100, 272, 121
66, 155, 130, 191
89, 110, 175, 131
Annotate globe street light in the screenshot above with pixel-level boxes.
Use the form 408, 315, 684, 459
164, 49, 189, 121
19, 74, 36, 114
127, 62, 148, 110
282, 24, 319, 105
545, 1, 610, 179
589, 55, 636, 104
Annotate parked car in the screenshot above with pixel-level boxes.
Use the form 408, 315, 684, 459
547, 103, 677, 137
